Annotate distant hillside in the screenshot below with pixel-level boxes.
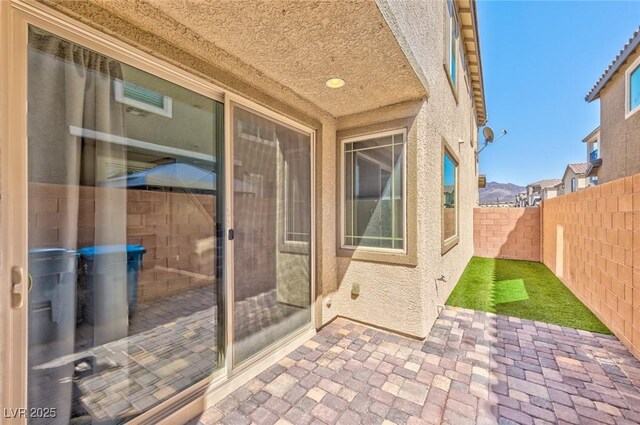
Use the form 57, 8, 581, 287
479, 181, 525, 204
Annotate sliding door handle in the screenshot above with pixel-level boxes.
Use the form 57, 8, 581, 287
11, 266, 24, 309
228, 229, 235, 241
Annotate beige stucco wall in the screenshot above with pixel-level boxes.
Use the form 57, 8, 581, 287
374, 0, 479, 336
542, 187, 559, 200
562, 169, 588, 195
7, 0, 480, 340
598, 49, 640, 183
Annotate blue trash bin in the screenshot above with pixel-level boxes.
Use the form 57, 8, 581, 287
78, 244, 146, 325
28, 248, 79, 425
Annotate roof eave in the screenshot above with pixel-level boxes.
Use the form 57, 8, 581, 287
456, 0, 487, 125
586, 26, 640, 103
581, 126, 600, 143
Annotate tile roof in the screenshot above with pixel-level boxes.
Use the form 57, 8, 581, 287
567, 163, 589, 175
586, 26, 640, 102
528, 179, 562, 189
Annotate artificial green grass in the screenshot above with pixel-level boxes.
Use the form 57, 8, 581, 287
446, 257, 611, 334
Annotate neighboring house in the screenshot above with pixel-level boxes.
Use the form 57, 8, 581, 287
516, 191, 528, 207
0, 0, 486, 422
560, 163, 589, 195
526, 179, 562, 206
541, 181, 563, 200
582, 126, 601, 185
586, 27, 640, 183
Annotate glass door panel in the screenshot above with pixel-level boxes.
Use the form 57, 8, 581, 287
232, 106, 312, 365
27, 27, 224, 424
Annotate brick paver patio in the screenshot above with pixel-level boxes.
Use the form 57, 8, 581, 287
189, 306, 640, 425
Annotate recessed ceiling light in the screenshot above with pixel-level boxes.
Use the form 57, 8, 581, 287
325, 78, 346, 89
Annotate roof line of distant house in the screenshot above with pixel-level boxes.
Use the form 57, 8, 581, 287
562, 163, 589, 182
527, 179, 562, 189
586, 26, 640, 103
581, 126, 600, 143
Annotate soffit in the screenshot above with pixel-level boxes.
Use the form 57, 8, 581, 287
111, 0, 428, 118
456, 0, 486, 125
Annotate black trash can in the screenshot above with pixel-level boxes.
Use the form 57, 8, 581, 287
78, 244, 146, 327
28, 248, 79, 425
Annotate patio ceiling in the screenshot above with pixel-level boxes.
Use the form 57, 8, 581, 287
72, 0, 428, 118
147, 0, 427, 117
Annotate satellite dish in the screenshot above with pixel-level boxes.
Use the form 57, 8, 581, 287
482, 126, 495, 143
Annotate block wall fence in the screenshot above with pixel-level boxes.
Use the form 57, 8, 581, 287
542, 174, 640, 357
473, 207, 541, 261
474, 172, 640, 357
29, 183, 217, 301
29, 182, 282, 303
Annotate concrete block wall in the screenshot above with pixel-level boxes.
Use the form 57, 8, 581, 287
542, 174, 640, 357
29, 183, 216, 301
473, 207, 541, 261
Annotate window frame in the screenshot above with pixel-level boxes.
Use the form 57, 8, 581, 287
340, 128, 408, 254
571, 177, 577, 192
441, 142, 460, 254
443, 0, 459, 99
2, 2, 319, 422
625, 55, 640, 119
281, 144, 312, 249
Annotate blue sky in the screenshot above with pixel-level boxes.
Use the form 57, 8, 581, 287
476, 0, 640, 186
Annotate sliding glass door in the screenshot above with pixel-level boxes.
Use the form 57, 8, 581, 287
231, 106, 312, 365
18, 19, 313, 425
26, 27, 225, 424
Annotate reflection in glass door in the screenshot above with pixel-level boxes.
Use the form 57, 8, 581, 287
27, 27, 224, 424
232, 106, 312, 365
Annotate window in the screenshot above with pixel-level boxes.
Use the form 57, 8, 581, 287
284, 146, 311, 244
342, 130, 406, 251
626, 57, 640, 118
27, 26, 223, 422
571, 177, 577, 192
630, 66, 640, 111
590, 140, 599, 161
444, 0, 459, 88
114, 80, 173, 118
442, 147, 458, 252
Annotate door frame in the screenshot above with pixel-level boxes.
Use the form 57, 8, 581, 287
1, 1, 316, 423
225, 97, 316, 372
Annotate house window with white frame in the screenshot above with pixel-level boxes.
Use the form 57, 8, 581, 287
571, 177, 577, 192
342, 130, 406, 251
444, 0, 459, 87
626, 59, 640, 117
442, 147, 458, 252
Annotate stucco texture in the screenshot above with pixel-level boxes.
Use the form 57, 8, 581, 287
561, 168, 588, 195
326, 0, 479, 337
18, 0, 481, 340
598, 49, 640, 183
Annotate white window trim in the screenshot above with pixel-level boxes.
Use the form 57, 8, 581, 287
625, 54, 640, 119
340, 128, 407, 254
